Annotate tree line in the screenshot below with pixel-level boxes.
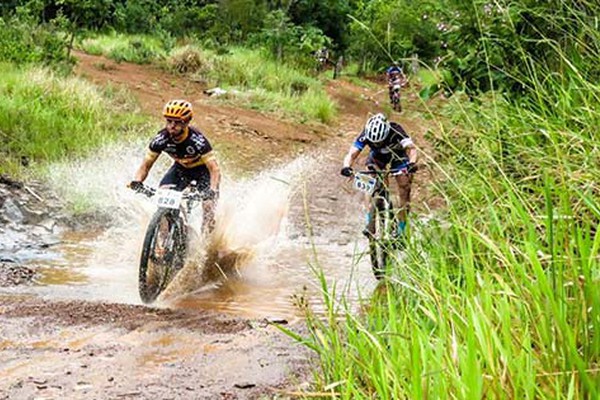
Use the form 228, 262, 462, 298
1, 0, 598, 98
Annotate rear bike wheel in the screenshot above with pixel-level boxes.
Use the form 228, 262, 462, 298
138, 208, 187, 303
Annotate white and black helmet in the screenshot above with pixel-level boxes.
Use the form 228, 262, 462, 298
364, 113, 390, 143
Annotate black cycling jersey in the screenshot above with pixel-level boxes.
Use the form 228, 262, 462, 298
353, 121, 413, 164
149, 126, 213, 169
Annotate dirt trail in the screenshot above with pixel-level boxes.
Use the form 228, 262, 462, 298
0, 53, 439, 399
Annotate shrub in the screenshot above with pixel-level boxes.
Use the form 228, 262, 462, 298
166, 45, 213, 74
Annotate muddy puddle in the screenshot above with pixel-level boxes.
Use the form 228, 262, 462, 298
2, 151, 378, 320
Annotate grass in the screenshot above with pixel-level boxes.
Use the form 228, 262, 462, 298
78, 34, 338, 123
78, 31, 172, 64
292, 97, 599, 398
286, 3, 600, 399
170, 45, 337, 124
0, 63, 146, 176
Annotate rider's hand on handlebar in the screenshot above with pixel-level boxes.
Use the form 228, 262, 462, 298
340, 167, 353, 177
128, 180, 144, 192
202, 188, 218, 201
407, 162, 418, 174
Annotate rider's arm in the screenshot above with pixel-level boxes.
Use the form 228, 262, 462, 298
391, 122, 417, 164
133, 151, 159, 182
343, 146, 362, 168
406, 144, 418, 164
203, 152, 220, 191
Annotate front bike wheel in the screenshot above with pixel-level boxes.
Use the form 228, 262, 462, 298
368, 200, 393, 280
138, 208, 187, 303
392, 93, 402, 112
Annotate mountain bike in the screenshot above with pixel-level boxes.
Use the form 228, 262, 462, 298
352, 168, 410, 280
390, 83, 402, 112
131, 182, 207, 303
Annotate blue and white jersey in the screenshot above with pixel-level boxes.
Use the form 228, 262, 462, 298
353, 121, 413, 165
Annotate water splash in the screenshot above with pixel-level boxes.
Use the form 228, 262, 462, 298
162, 155, 317, 300
44, 142, 318, 304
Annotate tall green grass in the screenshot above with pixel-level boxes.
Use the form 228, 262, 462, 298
78, 32, 173, 64
291, 4, 600, 399
0, 63, 145, 175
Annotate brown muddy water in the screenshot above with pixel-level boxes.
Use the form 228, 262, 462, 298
4, 154, 379, 320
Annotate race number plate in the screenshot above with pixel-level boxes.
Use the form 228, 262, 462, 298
353, 173, 376, 195
155, 189, 182, 209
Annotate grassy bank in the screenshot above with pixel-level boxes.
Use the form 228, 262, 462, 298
292, 13, 600, 400
0, 63, 146, 175
79, 32, 172, 64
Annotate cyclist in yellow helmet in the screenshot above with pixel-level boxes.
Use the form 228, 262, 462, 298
129, 100, 221, 232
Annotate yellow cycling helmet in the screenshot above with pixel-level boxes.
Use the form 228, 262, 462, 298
163, 100, 193, 122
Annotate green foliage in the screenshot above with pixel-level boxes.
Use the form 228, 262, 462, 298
288, 0, 351, 49
0, 63, 144, 175
251, 9, 332, 68
346, 0, 439, 74
0, 12, 71, 66
219, 0, 268, 42
112, 0, 163, 34
10, 0, 597, 100
79, 32, 171, 64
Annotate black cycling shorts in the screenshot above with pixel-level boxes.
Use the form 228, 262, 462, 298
159, 163, 211, 192
366, 152, 409, 175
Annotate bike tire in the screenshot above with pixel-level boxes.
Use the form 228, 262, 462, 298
392, 94, 402, 112
138, 208, 187, 303
368, 199, 392, 280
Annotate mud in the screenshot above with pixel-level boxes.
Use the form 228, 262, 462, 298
0, 51, 441, 399
0, 296, 311, 400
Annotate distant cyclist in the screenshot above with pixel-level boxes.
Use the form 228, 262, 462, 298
315, 46, 330, 72
386, 65, 408, 110
129, 100, 221, 232
340, 113, 417, 239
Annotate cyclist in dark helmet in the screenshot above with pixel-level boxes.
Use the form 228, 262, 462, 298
340, 113, 418, 239
129, 100, 221, 233
386, 65, 408, 110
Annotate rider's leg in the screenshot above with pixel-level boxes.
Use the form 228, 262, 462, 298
180, 165, 216, 234
393, 173, 412, 236
202, 198, 217, 233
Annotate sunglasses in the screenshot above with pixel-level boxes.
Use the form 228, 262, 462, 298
165, 118, 185, 125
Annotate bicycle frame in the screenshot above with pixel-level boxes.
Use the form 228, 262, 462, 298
390, 85, 401, 111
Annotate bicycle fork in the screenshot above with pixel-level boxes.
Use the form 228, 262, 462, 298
364, 195, 393, 240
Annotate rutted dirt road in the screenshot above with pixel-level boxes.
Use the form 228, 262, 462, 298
0, 52, 438, 399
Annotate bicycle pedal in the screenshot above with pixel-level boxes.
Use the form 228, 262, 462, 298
362, 229, 374, 239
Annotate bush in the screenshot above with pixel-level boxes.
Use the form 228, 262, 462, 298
166, 45, 213, 74
0, 15, 72, 66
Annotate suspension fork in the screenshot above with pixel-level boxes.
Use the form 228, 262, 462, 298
366, 187, 391, 235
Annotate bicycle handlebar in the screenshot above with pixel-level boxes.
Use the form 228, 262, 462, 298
354, 167, 415, 176
130, 183, 156, 198
130, 182, 212, 201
